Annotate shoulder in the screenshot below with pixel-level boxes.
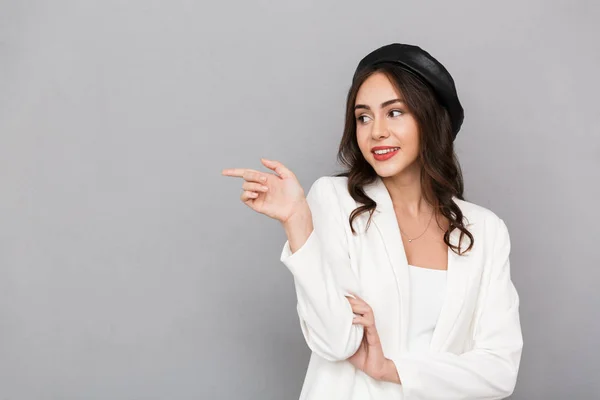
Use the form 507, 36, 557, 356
454, 197, 501, 224
302, 176, 353, 230
304, 176, 352, 217
306, 175, 348, 201
455, 197, 510, 246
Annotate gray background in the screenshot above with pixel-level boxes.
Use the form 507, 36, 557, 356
1, 0, 599, 399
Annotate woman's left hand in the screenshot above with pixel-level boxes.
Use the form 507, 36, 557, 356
346, 294, 390, 380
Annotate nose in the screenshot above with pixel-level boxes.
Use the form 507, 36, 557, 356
371, 117, 389, 140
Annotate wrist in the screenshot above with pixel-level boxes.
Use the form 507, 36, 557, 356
282, 200, 311, 230
281, 201, 313, 254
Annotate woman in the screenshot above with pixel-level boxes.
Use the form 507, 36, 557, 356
222, 43, 523, 399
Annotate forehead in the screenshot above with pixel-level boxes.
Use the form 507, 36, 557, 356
355, 72, 402, 105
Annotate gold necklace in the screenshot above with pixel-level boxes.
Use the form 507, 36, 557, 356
398, 210, 435, 243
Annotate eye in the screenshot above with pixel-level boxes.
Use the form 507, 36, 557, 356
356, 114, 372, 124
389, 109, 404, 118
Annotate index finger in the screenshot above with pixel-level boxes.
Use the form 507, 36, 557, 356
221, 168, 247, 177
222, 168, 262, 177
348, 292, 367, 303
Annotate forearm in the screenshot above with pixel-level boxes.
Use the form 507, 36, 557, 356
279, 198, 363, 360
388, 349, 520, 399
378, 358, 401, 384
282, 201, 313, 254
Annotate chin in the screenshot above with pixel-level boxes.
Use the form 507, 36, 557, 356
371, 163, 404, 178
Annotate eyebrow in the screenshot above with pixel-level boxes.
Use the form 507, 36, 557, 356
354, 98, 405, 111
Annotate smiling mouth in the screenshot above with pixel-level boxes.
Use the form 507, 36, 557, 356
372, 147, 400, 161
372, 147, 400, 155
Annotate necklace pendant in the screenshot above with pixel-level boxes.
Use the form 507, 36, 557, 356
408, 239, 412, 243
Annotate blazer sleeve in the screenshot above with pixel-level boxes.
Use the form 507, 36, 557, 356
279, 176, 363, 361
391, 218, 523, 400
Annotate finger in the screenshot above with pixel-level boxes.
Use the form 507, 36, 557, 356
242, 181, 269, 193
352, 315, 375, 328
352, 311, 375, 326
240, 190, 259, 202
348, 303, 371, 315
348, 292, 366, 303
222, 168, 248, 177
222, 168, 269, 183
261, 158, 293, 179
346, 296, 366, 305
243, 170, 269, 183
346, 296, 370, 311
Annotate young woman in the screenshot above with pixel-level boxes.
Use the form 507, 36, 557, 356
222, 43, 523, 400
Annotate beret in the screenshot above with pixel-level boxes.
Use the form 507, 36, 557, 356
352, 43, 464, 139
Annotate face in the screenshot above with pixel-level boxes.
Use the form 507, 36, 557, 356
354, 72, 421, 179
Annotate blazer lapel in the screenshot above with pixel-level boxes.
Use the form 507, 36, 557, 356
363, 176, 472, 353
429, 225, 472, 351
364, 177, 410, 353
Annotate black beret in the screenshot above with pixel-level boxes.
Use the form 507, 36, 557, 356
352, 43, 464, 139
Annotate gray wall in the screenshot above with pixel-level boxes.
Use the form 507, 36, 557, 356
1, 0, 598, 399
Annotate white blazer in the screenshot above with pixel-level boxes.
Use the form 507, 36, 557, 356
279, 176, 523, 400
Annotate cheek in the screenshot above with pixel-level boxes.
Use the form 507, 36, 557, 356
356, 127, 370, 151
392, 120, 419, 147
400, 130, 419, 150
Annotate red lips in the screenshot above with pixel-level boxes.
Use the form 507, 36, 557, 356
371, 146, 400, 153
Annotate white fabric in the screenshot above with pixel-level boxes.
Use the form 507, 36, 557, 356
406, 265, 447, 354
279, 175, 523, 400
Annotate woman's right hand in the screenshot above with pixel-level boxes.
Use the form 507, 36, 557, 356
221, 158, 308, 224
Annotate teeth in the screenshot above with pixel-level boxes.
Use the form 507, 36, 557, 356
374, 148, 399, 155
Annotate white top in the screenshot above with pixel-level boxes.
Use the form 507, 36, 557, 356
279, 176, 522, 400
406, 264, 448, 353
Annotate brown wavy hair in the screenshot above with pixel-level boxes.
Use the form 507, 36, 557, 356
334, 63, 474, 255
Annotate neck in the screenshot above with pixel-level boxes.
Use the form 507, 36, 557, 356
381, 164, 432, 218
